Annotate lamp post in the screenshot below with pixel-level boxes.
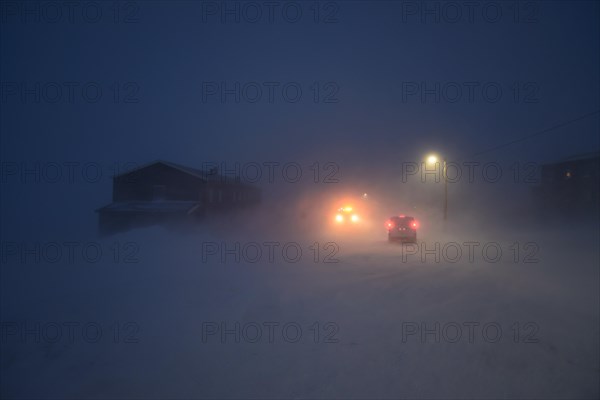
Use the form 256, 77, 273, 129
426, 154, 447, 221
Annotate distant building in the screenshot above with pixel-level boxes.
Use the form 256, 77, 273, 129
533, 152, 599, 218
96, 160, 261, 234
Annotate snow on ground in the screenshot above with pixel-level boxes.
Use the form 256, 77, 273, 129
1, 217, 598, 399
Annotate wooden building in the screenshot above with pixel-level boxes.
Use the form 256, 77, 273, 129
97, 160, 261, 234
533, 152, 599, 218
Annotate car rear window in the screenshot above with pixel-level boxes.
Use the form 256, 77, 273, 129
391, 216, 414, 226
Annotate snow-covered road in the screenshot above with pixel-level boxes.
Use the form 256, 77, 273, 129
2, 223, 598, 398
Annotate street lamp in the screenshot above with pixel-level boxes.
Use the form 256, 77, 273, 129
427, 155, 438, 165
426, 153, 448, 221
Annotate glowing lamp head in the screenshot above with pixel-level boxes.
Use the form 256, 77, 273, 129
427, 155, 438, 164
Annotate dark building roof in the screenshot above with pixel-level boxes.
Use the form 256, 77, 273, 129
543, 151, 600, 166
114, 160, 237, 183
97, 201, 201, 214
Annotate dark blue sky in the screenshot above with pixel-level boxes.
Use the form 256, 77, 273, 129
1, 0, 599, 233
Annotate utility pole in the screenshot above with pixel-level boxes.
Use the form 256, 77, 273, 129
443, 159, 448, 221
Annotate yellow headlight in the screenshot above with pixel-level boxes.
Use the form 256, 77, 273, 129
335, 214, 343, 222
351, 214, 359, 222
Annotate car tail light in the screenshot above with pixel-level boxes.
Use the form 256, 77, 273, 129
412, 221, 418, 229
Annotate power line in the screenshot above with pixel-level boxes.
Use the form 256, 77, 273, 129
464, 109, 600, 160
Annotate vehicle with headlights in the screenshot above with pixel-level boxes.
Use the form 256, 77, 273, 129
387, 215, 417, 243
334, 206, 360, 225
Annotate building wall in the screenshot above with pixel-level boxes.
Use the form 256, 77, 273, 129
202, 182, 261, 211
536, 156, 599, 216
541, 157, 599, 185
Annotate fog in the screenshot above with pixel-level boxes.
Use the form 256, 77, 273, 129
2, 1, 599, 399
2, 168, 599, 398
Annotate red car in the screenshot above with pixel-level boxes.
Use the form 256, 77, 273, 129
387, 216, 417, 243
